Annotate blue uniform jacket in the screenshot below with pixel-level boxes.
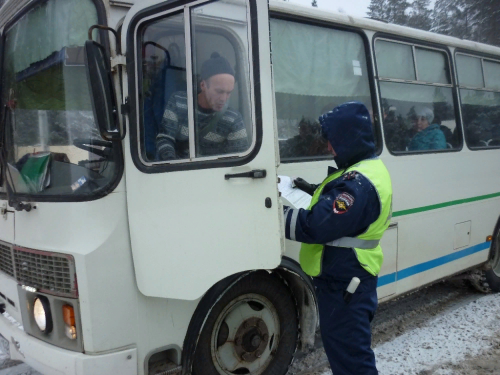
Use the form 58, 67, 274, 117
284, 165, 380, 284
284, 102, 382, 286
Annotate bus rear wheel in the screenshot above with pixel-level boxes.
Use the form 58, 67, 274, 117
484, 228, 500, 292
470, 229, 500, 293
192, 272, 298, 375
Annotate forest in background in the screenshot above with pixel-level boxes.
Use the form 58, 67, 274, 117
369, 0, 500, 48
287, 0, 500, 48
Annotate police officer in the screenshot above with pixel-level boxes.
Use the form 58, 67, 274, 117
283, 102, 392, 374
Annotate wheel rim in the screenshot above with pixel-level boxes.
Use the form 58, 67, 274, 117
210, 293, 280, 374
491, 233, 500, 277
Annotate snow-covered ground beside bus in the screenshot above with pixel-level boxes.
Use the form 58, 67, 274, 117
290, 282, 500, 375
2, 282, 500, 375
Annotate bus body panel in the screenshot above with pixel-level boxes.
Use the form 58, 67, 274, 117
120, 0, 284, 301
11, 183, 142, 354
0, 269, 22, 323
0, 203, 14, 243
0, 313, 138, 375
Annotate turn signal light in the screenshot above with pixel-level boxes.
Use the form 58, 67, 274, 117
62, 305, 75, 326
487, 235, 493, 242
65, 324, 77, 340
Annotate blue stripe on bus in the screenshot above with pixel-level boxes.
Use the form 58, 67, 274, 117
377, 241, 491, 288
377, 272, 396, 287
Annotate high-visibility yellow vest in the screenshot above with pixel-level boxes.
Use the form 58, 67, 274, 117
299, 158, 392, 277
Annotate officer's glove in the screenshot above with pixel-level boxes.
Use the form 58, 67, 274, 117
293, 177, 316, 196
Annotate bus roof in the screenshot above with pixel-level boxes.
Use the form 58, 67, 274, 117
1, 0, 499, 59
269, 0, 500, 58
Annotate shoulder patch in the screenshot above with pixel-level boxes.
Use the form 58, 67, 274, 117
343, 171, 358, 180
333, 192, 355, 214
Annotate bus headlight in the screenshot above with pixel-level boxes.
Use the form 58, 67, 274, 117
33, 296, 53, 334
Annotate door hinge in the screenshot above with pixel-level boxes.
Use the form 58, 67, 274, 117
1, 202, 7, 219
121, 97, 130, 115
110, 54, 126, 71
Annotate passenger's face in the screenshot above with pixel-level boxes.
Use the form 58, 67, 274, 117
416, 116, 430, 131
200, 74, 235, 112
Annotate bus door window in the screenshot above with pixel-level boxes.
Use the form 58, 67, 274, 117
141, 13, 187, 162
375, 40, 460, 153
190, 1, 252, 159
139, 0, 253, 164
456, 54, 500, 149
270, 19, 375, 162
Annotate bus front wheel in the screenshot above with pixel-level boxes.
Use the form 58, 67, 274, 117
192, 271, 298, 375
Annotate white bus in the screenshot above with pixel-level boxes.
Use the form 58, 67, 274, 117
0, 0, 499, 374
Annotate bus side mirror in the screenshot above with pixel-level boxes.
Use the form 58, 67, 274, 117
84, 40, 123, 141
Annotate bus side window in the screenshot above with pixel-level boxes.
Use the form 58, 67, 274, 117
457, 54, 500, 149
376, 40, 460, 154
270, 19, 374, 162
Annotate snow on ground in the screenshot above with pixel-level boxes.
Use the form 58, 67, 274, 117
319, 293, 500, 375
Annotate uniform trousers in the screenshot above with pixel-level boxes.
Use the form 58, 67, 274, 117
314, 275, 378, 375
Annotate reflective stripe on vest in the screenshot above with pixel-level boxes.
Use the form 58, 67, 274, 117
299, 158, 392, 277
325, 237, 380, 248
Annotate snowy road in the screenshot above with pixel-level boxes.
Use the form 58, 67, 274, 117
288, 280, 500, 375
2, 280, 500, 375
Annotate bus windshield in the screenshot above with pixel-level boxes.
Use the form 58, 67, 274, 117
0, 0, 120, 199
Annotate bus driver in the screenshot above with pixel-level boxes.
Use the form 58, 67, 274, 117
156, 53, 248, 160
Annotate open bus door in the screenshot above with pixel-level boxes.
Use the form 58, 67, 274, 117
121, 0, 283, 300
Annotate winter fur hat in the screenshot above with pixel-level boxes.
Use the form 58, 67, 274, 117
200, 52, 234, 81
416, 107, 434, 124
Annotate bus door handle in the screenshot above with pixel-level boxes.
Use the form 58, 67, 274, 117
225, 169, 267, 180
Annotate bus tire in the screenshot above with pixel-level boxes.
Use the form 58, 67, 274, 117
484, 226, 500, 292
191, 271, 298, 375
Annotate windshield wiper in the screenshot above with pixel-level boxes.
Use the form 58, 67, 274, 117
0, 105, 32, 212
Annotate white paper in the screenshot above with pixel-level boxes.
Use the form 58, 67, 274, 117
6, 163, 29, 193
278, 175, 312, 210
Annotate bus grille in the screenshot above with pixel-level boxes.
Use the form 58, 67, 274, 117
0, 242, 14, 277
13, 247, 77, 298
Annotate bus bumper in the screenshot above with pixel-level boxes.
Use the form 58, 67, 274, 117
0, 313, 137, 375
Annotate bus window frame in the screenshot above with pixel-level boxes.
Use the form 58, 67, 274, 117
0, 0, 125, 203
455, 49, 500, 151
269, 11, 383, 161
127, 0, 263, 174
372, 33, 463, 156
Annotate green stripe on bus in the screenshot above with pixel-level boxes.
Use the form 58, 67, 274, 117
393, 192, 500, 217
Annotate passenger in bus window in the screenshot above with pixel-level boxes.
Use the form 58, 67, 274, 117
408, 107, 447, 151
156, 53, 248, 160
383, 105, 413, 152
283, 102, 392, 375
281, 119, 328, 158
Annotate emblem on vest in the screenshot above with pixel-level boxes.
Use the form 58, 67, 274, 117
343, 171, 358, 180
